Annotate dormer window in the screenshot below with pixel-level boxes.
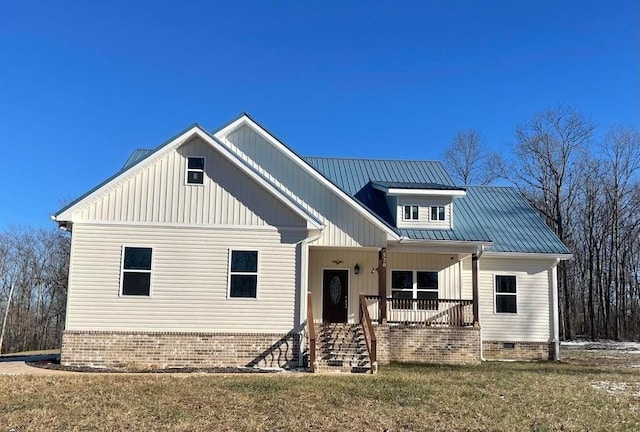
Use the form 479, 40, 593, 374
186, 157, 205, 185
403, 205, 419, 221
430, 206, 445, 221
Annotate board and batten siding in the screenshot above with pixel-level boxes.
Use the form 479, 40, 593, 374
308, 248, 379, 323
478, 258, 556, 342
71, 137, 305, 229
395, 196, 452, 229
221, 125, 387, 248
67, 223, 305, 333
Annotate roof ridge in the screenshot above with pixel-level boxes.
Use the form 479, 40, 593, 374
303, 155, 443, 163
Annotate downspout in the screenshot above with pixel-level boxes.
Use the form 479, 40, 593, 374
296, 227, 325, 367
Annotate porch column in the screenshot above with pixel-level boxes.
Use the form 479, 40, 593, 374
378, 248, 387, 323
472, 253, 480, 328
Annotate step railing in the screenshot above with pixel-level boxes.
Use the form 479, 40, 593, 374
359, 293, 377, 372
307, 291, 317, 372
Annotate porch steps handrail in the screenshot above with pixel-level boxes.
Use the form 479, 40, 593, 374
307, 291, 317, 372
359, 293, 377, 373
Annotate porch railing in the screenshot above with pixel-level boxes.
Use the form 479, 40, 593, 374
307, 291, 317, 372
358, 294, 377, 370
363, 295, 474, 326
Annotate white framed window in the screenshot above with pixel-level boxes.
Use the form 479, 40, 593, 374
495, 275, 517, 313
120, 246, 153, 296
430, 206, 446, 221
391, 270, 438, 310
403, 205, 419, 220
186, 156, 205, 185
228, 250, 259, 298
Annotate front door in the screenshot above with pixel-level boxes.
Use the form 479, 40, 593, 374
322, 269, 348, 323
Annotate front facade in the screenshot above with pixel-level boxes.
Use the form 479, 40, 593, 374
54, 114, 571, 370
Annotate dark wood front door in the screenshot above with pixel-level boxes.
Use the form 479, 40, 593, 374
322, 269, 348, 323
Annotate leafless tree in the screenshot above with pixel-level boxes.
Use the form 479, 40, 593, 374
443, 129, 499, 186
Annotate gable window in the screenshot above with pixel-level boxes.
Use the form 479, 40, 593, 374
228, 250, 259, 298
186, 157, 205, 185
403, 205, 419, 221
391, 270, 438, 310
495, 275, 517, 313
430, 206, 446, 221
121, 246, 152, 296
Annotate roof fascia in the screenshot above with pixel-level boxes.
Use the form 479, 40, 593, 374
54, 125, 322, 230
393, 238, 494, 247
385, 187, 466, 197
482, 251, 573, 260
213, 114, 400, 240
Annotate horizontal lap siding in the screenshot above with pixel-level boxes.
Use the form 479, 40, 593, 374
74, 137, 304, 228
396, 196, 452, 229
387, 253, 462, 299
224, 125, 387, 247
479, 258, 555, 342
67, 224, 302, 333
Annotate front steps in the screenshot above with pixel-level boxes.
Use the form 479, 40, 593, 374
314, 323, 373, 373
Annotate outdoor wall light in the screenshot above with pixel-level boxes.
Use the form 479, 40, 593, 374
354, 264, 360, 275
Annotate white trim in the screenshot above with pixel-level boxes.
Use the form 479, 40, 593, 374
493, 273, 518, 315
483, 252, 572, 260
402, 205, 419, 221
227, 249, 260, 300
390, 269, 439, 311
214, 116, 399, 240
321, 268, 350, 323
119, 245, 153, 297
387, 188, 466, 197
429, 205, 446, 222
54, 126, 323, 231
69, 220, 308, 232
395, 238, 494, 248
550, 259, 560, 360
185, 155, 206, 186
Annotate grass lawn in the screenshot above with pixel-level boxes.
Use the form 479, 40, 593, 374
1, 347, 639, 431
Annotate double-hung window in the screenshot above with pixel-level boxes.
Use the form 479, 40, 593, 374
121, 246, 153, 296
403, 205, 419, 220
228, 250, 259, 298
186, 157, 205, 185
391, 270, 439, 310
495, 275, 517, 313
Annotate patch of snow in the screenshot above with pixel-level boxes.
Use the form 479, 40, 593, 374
591, 381, 640, 397
562, 340, 640, 352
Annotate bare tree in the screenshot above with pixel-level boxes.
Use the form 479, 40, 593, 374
443, 129, 498, 186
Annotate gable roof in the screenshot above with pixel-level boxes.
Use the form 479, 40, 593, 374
304, 157, 570, 255
53, 125, 323, 230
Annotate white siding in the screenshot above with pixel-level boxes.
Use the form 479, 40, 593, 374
308, 248, 379, 323
67, 223, 305, 333
396, 196, 452, 229
221, 125, 387, 247
478, 258, 556, 342
71, 137, 305, 228
387, 253, 462, 299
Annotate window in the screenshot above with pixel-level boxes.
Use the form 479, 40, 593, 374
228, 250, 258, 298
495, 275, 517, 313
121, 247, 152, 296
430, 206, 446, 221
391, 270, 438, 310
403, 205, 419, 220
186, 157, 205, 185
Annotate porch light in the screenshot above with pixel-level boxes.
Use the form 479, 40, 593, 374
354, 264, 360, 275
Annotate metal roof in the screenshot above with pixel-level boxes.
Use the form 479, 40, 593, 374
371, 181, 465, 191
304, 157, 569, 254
122, 149, 154, 170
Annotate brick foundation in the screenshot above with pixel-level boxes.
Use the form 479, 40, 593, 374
61, 330, 300, 369
375, 324, 481, 365
482, 340, 552, 361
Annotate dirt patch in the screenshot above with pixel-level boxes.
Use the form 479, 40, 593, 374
27, 358, 290, 374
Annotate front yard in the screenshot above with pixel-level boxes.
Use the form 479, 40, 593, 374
1, 345, 639, 431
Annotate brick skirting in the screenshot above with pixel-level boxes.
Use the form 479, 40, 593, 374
375, 325, 481, 365
482, 340, 553, 361
61, 331, 300, 369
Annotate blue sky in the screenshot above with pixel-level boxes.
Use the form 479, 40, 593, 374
1, 1, 638, 229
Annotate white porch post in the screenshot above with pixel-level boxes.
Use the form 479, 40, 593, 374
299, 239, 310, 367
551, 260, 561, 361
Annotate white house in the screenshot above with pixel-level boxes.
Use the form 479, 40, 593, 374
53, 114, 571, 372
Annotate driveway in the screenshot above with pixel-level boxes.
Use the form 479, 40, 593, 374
0, 354, 70, 375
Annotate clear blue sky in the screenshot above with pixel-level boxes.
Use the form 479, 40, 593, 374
1, 1, 638, 229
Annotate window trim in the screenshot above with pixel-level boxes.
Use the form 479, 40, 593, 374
430, 205, 446, 221
390, 269, 439, 310
402, 205, 420, 221
227, 249, 260, 300
185, 156, 206, 186
494, 274, 518, 314
119, 245, 153, 297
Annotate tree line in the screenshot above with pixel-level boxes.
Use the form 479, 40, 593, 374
444, 106, 640, 340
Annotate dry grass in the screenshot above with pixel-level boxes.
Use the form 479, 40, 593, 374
1, 348, 639, 431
